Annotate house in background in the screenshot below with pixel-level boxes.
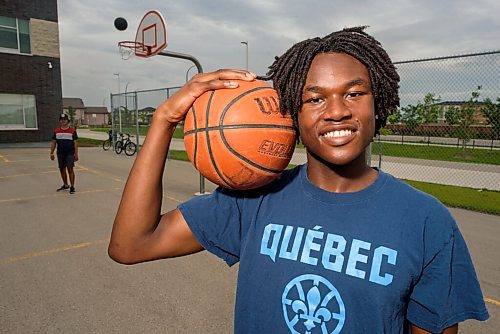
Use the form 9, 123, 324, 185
62, 97, 84, 125
437, 101, 487, 125
83, 107, 109, 126
63, 97, 109, 126
0, 0, 63, 143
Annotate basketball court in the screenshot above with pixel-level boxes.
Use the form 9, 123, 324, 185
0, 146, 498, 332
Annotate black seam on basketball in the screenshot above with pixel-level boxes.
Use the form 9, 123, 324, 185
190, 104, 198, 168
183, 124, 295, 136
219, 86, 285, 174
202, 92, 213, 170
205, 91, 233, 188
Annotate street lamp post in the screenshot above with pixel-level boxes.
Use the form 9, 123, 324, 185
125, 81, 130, 130
241, 41, 248, 70
113, 73, 122, 133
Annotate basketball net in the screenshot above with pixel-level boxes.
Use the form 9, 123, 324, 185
118, 41, 151, 60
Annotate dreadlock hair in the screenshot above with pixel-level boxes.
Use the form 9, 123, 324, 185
260, 26, 400, 138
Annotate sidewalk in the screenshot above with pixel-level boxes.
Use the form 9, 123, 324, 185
77, 129, 500, 190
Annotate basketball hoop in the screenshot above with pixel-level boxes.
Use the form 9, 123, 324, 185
118, 41, 151, 60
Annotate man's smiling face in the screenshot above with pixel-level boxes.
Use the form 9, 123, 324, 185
298, 52, 375, 167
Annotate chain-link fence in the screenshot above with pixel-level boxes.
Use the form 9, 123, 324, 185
370, 51, 500, 191
110, 86, 181, 148
111, 51, 500, 197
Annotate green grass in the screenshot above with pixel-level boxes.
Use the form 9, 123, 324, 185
81, 138, 499, 215
78, 138, 103, 146
403, 180, 500, 215
169, 150, 190, 161
92, 127, 499, 165
371, 141, 499, 165
90, 126, 184, 139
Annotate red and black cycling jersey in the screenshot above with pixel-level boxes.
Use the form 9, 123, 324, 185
52, 127, 78, 154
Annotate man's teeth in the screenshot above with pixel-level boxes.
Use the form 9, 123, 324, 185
322, 130, 353, 138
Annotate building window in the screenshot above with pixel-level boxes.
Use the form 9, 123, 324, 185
0, 94, 37, 130
0, 15, 31, 54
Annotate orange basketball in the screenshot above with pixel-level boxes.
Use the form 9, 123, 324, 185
183, 79, 296, 190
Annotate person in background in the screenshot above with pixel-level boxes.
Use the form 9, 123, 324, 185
50, 113, 78, 194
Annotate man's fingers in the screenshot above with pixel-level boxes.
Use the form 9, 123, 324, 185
189, 69, 256, 84
154, 69, 258, 124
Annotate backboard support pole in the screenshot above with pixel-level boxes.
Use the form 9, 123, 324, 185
157, 50, 208, 196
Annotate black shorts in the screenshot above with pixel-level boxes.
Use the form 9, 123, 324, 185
57, 153, 75, 169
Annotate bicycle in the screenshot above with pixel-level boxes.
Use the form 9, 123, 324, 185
114, 133, 137, 156
102, 130, 113, 151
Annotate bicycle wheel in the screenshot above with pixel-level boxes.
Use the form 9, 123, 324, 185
125, 142, 137, 156
102, 140, 111, 151
114, 141, 123, 154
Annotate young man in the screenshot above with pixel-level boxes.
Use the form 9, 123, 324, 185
109, 27, 488, 333
50, 113, 78, 194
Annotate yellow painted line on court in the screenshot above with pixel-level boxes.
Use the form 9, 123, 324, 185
2, 240, 499, 309
0, 239, 108, 265
0, 154, 11, 162
164, 194, 183, 203
0, 187, 122, 203
485, 297, 500, 306
78, 163, 124, 183
4, 158, 52, 162
0, 167, 87, 179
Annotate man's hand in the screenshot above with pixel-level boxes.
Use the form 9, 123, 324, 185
74, 154, 79, 162
50, 153, 55, 161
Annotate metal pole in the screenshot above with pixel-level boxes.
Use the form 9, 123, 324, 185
113, 73, 122, 133
135, 91, 140, 151
157, 50, 208, 195
241, 41, 248, 70
186, 65, 196, 82
110, 93, 115, 149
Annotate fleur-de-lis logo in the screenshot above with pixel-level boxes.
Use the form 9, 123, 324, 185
282, 274, 345, 334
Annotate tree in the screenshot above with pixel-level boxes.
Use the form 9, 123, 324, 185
482, 97, 500, 140
418, 93, 441, 124
399, 93, 442, 135
447, 86, 481, 158
387, 109, 401, 124
67, 106, 76, 127
399, 104, 420, 134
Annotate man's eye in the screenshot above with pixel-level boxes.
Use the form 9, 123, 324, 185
306, 97, 323, 104
347, 92, 365, 98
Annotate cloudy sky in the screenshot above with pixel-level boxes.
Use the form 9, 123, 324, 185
57, 0, 500, 108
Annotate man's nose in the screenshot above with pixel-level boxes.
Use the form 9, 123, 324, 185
323, 96, 352, 121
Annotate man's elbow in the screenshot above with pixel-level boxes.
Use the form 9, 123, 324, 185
107, 242, 140, 265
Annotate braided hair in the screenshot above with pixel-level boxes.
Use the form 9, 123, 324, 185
260, 26, 400, 137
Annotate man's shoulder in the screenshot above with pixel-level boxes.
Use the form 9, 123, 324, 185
382, 171, 447, 212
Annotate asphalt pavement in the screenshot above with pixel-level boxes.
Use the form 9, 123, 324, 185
0, 145, 498, 333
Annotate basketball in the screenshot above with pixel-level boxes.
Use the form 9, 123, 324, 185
114, 17, 128, 31
183, 80, 296, 190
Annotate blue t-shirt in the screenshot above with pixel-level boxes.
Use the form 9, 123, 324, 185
178, 165, 488, 333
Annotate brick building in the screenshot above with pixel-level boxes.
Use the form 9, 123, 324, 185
0, 0, 62, 143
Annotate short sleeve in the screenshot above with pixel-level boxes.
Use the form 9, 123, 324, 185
52, 130, 56, 140
178, 188, 244, 266
73, 129, 78, 140
407, 206, 489, 332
